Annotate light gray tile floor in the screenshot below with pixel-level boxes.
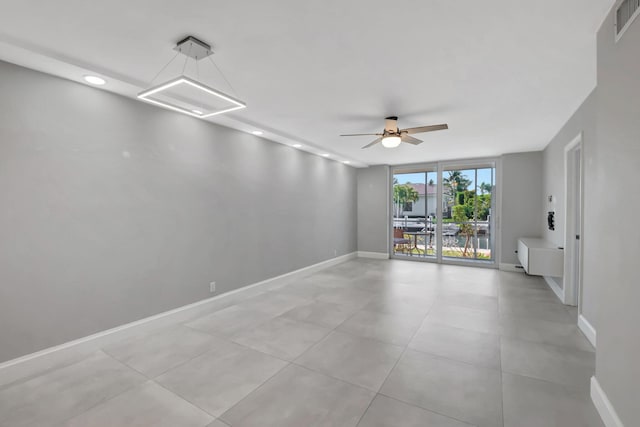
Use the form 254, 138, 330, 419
0, 259, 603, 427
380, 349, 504, 427
61, 381, 214, 427
155, 340, 287, 417
357, 394, 474, 427
408, 321, 501, 369
229, 316, 331, 360
103, 325, 221, 378
295, 330, 404, 391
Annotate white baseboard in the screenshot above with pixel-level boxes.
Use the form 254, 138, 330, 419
0, 252, 357, 382
357, 251, 389, 259
578, 314, 597, 348
499, 263, 525, 272
544, 276, 565, 303
591, 376, 624, 427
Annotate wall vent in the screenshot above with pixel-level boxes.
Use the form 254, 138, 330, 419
615, 0, 640, 41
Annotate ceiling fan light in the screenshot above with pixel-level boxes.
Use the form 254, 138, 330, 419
381, 136, 401, 148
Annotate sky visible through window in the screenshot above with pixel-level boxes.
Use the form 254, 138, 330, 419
395, 169, 494, 192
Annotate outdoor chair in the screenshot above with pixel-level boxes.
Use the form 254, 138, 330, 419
393, 228, 411, 253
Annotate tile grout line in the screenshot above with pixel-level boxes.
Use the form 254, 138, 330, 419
374, 295, 434, 400
96, 323, 297, 423
216, 270, 435, 425
426, 304, 594, 353
373, 391, 477, 427
53, 351, 155, 426
103, 340, 291, 423
216, 359, 295, 424
368, 295, 480, 427
499, 367, 594, 394
102, 343, 206, 382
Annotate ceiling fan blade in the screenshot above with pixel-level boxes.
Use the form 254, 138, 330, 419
340, 133, 383, 137
402, 124, 448, 135
361, 137, 383, 149
401, 134, 423, 145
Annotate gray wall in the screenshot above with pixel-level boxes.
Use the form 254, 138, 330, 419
0, 61, 357, 363
540, 90, 598, 324
541, 90, 597, 247
356, 165, 389, 254
590, 7, 640, 425
500, 152, 543, 266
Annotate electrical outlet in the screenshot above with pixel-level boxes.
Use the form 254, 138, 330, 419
210, 281, 216, 293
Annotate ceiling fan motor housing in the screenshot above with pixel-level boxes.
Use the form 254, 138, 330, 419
384, 116, 399, 134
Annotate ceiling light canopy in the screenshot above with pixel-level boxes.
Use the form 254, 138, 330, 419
83, 75, 106, 85
381, 136, 402, 148
138, 36, 246, 119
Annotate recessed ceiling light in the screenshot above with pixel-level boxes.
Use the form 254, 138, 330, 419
83, 75, 106, 85
191, 109, 203, 115
321, 153, 330, 157
251, 130, 263, 135
343, 161, 351, 164
292, 144, 302, 148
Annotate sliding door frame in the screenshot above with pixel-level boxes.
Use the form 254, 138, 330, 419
389, 156, 501, 268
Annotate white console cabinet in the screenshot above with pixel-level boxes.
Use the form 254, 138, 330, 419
517, 238, 564, 277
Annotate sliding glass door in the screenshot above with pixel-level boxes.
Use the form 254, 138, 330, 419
441, 165, 495, 262
391, 161, 497, 265
392, 168, 437, 259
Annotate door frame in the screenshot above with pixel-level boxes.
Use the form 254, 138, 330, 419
563, 133, 584, 308
389, 157, 500, 268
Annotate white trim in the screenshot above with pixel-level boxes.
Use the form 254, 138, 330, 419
439, 259, 497, 269
578, 314, 597, 348
499, 263, 524, 273
357, 251, 389, 259
591, 376, 625, 427
0, 252, 356, 375
495, 157, 503, 266
544, 276, 565, 303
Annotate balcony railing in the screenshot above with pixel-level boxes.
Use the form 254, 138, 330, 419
393, 219, 492, 260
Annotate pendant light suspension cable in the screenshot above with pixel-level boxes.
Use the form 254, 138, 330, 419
148, 51, 180, 86
207, 56, 239, 98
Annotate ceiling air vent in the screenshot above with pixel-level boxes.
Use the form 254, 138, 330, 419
615, 0, 640, 41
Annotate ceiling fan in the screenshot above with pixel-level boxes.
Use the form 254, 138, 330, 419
340, 116, 448, 149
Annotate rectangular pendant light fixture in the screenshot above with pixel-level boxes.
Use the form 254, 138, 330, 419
137, 75, 246, 118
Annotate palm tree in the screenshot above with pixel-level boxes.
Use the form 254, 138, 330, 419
393, 183, 420, 218
479, 182, 492, 195
443, 171, 471, 217
443, 171, 472, 193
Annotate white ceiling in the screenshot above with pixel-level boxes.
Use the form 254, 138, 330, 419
0, 0, 613, 167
